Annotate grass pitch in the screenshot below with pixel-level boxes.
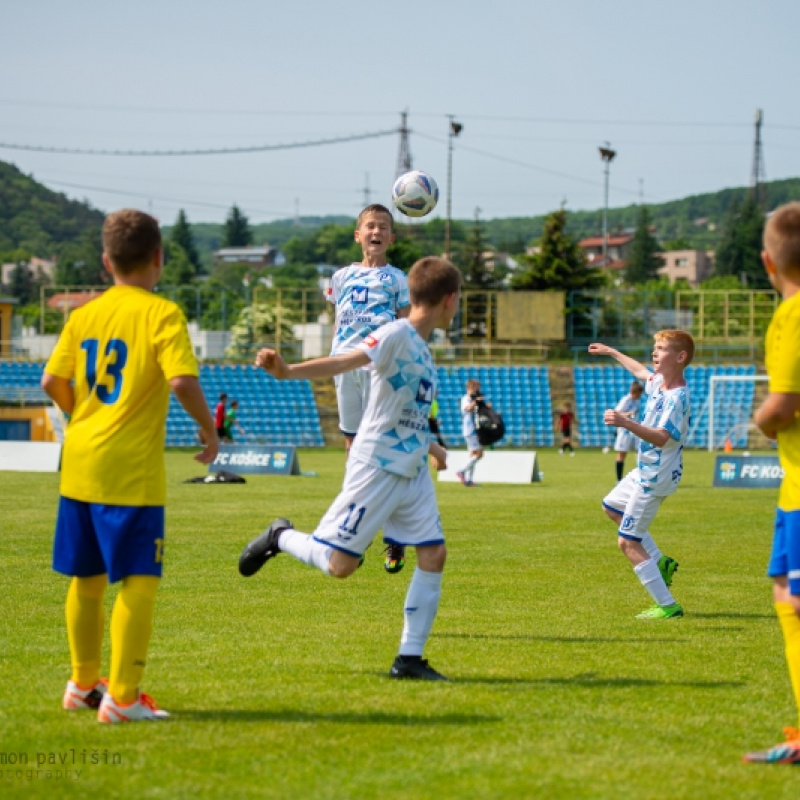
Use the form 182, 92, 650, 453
1, 448, 798, 798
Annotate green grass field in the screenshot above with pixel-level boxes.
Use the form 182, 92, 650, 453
2, 448, 798, 798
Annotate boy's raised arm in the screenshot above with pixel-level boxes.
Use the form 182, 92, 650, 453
588, 343, 651, 381
255, 348, 371, 381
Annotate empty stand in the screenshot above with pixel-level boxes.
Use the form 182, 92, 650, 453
167, 363, 325, 447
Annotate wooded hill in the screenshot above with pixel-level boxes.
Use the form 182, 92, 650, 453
0, 161, 105, 257
2, 157, 798, 265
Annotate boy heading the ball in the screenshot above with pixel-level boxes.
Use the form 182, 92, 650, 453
42, 209, 219, 723
326, 203, 410, 573
240, 256, 460, 681
589, 331, 693, 620
744, 202, 800, 765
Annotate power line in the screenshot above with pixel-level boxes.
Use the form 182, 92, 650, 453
4, 96, 799, 130
414, 130, 655, 201
44, 179, 292, 217
0, 128, 397, 157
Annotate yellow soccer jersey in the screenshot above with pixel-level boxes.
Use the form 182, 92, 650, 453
45, 285, 198, 506
765, 291, 800, 510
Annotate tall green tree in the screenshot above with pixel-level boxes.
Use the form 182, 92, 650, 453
511, 209, 603, 291
714, 196, 767, 287
9, 261, 33, 304
55, 226, 106, 286
223, 204, 253, 248
624, 206, 664, 285
171, 209, 201, 274
161, 241, 195, 287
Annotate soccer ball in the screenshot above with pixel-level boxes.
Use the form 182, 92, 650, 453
392, 171, 439, 218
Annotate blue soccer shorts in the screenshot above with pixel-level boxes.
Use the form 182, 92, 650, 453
53, 497, 165, 583
768, 508, 800, 595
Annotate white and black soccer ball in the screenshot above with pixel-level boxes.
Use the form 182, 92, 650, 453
392, 170, 439, 218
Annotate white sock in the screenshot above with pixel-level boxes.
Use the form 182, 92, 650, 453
462, 457, 480, 480
639, 532, 662, 562
399, 568, 443, 657
634, 558, 675, 606
277, 529, 332, 575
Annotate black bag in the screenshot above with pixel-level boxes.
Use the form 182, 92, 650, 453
474, 400, 505, 446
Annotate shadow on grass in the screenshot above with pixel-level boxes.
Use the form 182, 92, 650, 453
690, 612, 774, 620
177, 709, 501, 725
436, 633, 686, 644
457, 673, 745, 689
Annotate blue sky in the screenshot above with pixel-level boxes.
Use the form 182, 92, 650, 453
1, 0, 798, 227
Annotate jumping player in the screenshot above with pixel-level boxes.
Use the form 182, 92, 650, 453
326, 204, 410, 574
239, 256, 461, 681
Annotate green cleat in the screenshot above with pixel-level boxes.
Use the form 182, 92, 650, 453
658, 555, 679, 587
636, 602, 684, 620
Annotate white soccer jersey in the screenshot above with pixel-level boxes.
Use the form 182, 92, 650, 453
349, 318, 435, 478
326, 264, 410, 356
461, 394, 477, 438
614, 392, 641, 452
636, 372, 691, 496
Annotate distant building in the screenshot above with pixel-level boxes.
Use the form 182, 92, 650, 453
1, 257, 57, 286
213, 246, 283, 267
657, 250, 715, 288
578, 234, 635, 271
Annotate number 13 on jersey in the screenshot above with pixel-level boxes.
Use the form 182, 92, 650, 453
81, 338, 129, 404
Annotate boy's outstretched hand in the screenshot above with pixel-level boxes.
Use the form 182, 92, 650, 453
588, 343, 612, 357
255, 348, 290, 379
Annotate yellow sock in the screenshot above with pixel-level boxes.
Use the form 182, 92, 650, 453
109, 575, 160, 705
65, 574, 107, 688
776, 602, 800, 729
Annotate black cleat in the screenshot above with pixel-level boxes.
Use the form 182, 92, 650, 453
238, 518, 292, 576
389, 655, 449, 681
383, 543, 406, 574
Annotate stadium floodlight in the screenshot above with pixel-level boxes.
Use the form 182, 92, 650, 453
599, 144, 617, 266
445, 117, 463, 261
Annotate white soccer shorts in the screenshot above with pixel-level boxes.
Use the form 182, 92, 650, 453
464, 432, 481, 452
335, 370, 371, 437
312, 458, 444, 558
614, 428, 637, 453
602, 470, 665, 541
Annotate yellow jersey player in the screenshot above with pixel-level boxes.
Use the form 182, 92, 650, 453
744, 202, 800, 764
43, 209, 218, 723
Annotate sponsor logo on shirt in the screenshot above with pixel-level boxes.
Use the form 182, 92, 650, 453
364, 335, 379, 348
416, 379, 434, 405
352, 286, 368, 304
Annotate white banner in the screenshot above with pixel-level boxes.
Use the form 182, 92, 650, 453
0, 441, 62, 472
438, 450, 540, 484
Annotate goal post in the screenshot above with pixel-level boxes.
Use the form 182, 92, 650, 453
707, 374, 769, 452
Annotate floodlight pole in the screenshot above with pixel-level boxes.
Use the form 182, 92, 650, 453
445, 116, 463, 262
599, 143, 617, 266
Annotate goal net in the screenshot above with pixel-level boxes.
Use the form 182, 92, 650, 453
699, 374, 769, 451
